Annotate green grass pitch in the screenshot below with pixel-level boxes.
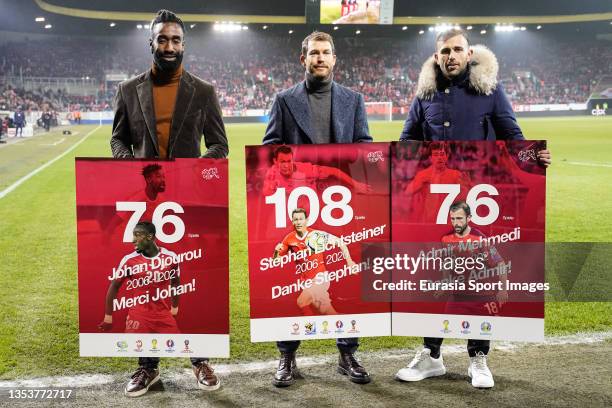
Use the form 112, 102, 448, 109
0, 116, 610, 378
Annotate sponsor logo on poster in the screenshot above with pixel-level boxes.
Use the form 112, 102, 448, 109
166, 339, 175, 352
441, 319, 452, 334
460, 321, 471, 335
335, 320, 344, 334
291, 322, 300, 335
304, 322, 317, 335
181, 339, 193, 353
321, 321, 330, 334
116, 340, 128, 352
134, 339, 143, 352
348, 319, 359, 333
480, 321, 492, 335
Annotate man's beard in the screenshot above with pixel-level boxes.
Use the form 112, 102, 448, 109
455, 224, 467, 235
307, 67, 332, 82
153, 50, 183, 72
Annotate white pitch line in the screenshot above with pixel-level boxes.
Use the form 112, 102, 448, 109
0, 126, 101, 200
0, 331, 610, 389
0, 129, 80, 149
40, 137, 66, 146
565, 161, 612, 168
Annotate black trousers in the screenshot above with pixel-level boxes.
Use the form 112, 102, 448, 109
138, 357, 207, 370
277, 338, 358, 354
424, 337, 490, 358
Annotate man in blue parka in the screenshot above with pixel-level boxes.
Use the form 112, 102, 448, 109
396, 28, 551, 389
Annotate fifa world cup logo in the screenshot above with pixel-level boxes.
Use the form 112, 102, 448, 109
322, 321, 329, 332
151, 339, 158, 349
443, 320, 450, 332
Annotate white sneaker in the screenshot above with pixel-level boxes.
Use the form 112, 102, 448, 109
396, 348, 446, 382
468, 351, 494, 388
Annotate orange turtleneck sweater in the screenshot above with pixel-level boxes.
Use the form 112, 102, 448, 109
151, 64, 183, 159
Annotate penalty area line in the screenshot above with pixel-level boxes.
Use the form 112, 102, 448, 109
0, 125, 101, 200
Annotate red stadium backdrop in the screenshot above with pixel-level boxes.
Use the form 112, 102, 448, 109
75, 158, 229, 357
246, 144, 391, 342
391, 141, 546, 342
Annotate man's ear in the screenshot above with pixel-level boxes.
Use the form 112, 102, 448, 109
149, 39, 154, 54
433, 52, 439, 65
300, 54, 306, 68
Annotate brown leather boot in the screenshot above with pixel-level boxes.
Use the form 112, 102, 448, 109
193, 361, 221, 391
124, 366, 160, 397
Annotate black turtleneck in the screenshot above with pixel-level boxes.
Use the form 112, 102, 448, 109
305, 72, 333, 144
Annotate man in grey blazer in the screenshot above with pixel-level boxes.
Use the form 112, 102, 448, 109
107, 9, 226, 397
263, 31, 372, 388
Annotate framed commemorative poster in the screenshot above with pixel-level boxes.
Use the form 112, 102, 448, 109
75, 158, 229, 357
246, 144, 391, 342
390, 141, 546, 342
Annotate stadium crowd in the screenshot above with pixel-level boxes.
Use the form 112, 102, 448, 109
0, 35, 609, 113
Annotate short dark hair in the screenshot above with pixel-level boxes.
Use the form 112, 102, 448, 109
450, 201, 471, 217
135, 221, 156, 235
273, 145, 293, 159
150, 9, 185, 36
291, 208, 308, 218
435, 28, 469, 47
301, 31, 335, 56
142, 163, 162, 178
430, 141, 450, 156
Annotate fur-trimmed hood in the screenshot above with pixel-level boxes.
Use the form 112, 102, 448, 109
415, 45, 499, 100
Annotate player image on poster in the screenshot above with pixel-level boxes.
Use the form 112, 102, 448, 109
76, 158, 229, 357
247, 144, 391, 342
390, 141, 546, 342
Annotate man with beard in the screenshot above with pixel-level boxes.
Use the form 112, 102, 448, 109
263, 31, 371, 388
110, 9, 227, 160
397, 28, 550, 389
263, 31, 371, 145
109, 9, 225, 396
